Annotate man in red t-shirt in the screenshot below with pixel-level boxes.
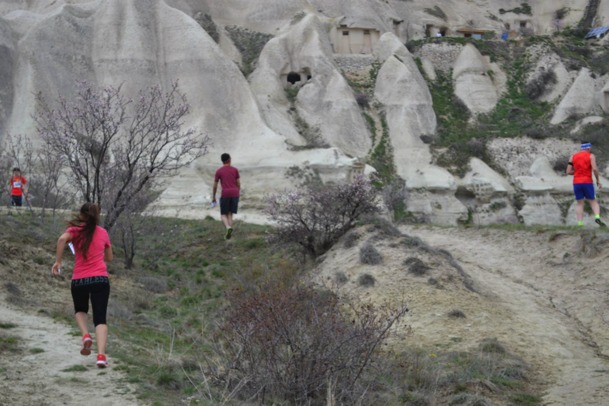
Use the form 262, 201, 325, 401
212, 153, 240, 239
566, 142, 606, 227
8, 167, 28, 207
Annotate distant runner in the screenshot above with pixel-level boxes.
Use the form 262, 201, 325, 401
566, 142, 606, 227
212, 153, 240, 240
8, 167, 28, 207
52, 203, 113, 368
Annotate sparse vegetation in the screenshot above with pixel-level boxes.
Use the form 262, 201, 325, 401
225, 26, 274, 76
360, 242, 383, 265
424, 6, 447, 21
404, 257, 430, 276
499, 3, 532, 16
193, 12, 219, 43
448, 309, 467, 318
357, 273, 376, 287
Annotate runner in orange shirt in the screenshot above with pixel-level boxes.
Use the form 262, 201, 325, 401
566, 142, 606, 227
7, 167, 28, 207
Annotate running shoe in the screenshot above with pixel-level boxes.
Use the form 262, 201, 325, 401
96, 354, 108, 368
80, 333, 92, 356
595, 218, 607, 227
225, 227, 233, 240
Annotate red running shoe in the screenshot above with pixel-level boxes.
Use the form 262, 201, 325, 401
96, 354, 108, 368
80, 333, 92, 356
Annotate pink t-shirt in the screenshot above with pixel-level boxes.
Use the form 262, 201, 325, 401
214, 165, 240, 198
67, 225, 111, 280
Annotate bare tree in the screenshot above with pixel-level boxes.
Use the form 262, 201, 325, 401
35, 80, 209, 229
110, 185, 160, 269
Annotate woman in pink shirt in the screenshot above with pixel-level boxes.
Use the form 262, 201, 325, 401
52, 203, 113, 368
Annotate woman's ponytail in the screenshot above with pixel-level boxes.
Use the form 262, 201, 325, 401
68, 203, 101, 259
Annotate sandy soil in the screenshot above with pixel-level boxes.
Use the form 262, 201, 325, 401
0, 293, 140, 406
315, 224, 609, 406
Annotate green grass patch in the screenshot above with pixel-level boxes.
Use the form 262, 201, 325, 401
0, 336, 19, 353
0, 322, 18, 329
62, 364, 87, 372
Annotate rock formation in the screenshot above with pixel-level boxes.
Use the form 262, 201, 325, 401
1, 0, 609, 225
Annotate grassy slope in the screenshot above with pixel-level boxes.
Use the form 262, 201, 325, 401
0, 210, 544, 405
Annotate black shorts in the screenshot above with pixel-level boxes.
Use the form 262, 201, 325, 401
71, 276, 110, 326
220, 197, 239, 215
11, 196, 22, 206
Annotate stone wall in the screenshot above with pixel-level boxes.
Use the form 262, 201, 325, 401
333, 54, 376, 74
416, 43, 463, 73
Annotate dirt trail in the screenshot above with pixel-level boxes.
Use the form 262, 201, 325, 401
405, 226, 609, 406
0, 294, 141, 406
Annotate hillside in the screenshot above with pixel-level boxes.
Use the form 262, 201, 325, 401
2, 209, 609, 404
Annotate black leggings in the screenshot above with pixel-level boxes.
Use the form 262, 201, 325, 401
71, 276, 110, 326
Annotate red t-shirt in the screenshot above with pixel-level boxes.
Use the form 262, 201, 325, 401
9, 176, 27, 196
572, 151, 593, 184
214, 165, 240, 198
67, 225, 111, 280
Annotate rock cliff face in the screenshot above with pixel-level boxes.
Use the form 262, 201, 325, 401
1, 0, 609, 225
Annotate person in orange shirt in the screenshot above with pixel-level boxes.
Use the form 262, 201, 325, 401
566, 142, 606, 227
8, 167, 28, 207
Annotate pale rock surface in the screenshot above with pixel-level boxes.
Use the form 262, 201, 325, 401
460, 159, 517, 225
250, 13, 371, 157
571, 116, 605, 134
407, 190, 468, 225
452, 44, 500, 114
373, 33, 466, 224
463, 158, 514, 198
526, 45, 573, 103
601, 80, 609, 113
551, 68, 601, 124
420, 58, 436, 81
488, 137, 578, 180
518, 193, 563, 226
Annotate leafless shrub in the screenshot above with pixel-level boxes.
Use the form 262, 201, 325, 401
357, 273, 376, 287
553, 155, 570, 173
334, 271, 349, 285
479, 338, 506, 354
343, 231, 360, 248
138, 276, 168, 293
382, 178, 408, 223
360, 242, 382, 265
448, 309, 466, 319
525, 70, 557, 100
215, 276, 408, 404
404, 257, 430, 276
266, 176, 380, 258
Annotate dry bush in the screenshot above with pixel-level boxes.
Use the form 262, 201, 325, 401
357, 273, 376, 287
343, 231, 360, 249
138, 276, 168, 293
360, 242, 382, 265
404, 257, 430, 276
525, 70, 557, 100
214, 275, 408, 404
448, 309, 466, 319
266, 176, 380, 258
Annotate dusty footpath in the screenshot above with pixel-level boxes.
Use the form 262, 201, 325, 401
0, 294, 140, 406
